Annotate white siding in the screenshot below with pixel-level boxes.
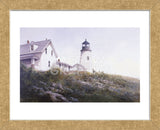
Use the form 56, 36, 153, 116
36, 44, 56, 71
80, 51, 92, 72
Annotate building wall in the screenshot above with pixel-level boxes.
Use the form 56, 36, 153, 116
36, 44, 56, 71
21, 59, 31, 68
80, 50, 92, 72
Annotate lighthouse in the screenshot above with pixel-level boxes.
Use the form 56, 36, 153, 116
80, 39, 92, 72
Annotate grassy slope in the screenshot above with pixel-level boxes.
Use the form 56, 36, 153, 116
20, 64, 140, 102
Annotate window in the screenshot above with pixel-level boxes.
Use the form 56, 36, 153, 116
51, 50, 53, 56
31, 45, 34, 51
48, 61, 50, 67
45, 48, 47, 54
87, 56, 89, 60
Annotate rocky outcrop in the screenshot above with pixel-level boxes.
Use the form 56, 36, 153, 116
20, 64, 140, 102
45, 91, 68, 102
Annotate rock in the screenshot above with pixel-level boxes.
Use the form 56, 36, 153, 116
32, 86, 45, 93
39, 81, 47, 86
94, 82, 104, 88
69, 97, 79, 102
52, 82, 56, 87
77, 80, 91, 86
45, 91, 68, 102
49, 87, 55, 92
57, 83, 64, 90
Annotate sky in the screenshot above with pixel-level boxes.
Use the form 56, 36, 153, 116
20, 28, 140, 78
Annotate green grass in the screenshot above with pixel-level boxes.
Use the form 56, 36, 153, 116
20, 63, 140, 102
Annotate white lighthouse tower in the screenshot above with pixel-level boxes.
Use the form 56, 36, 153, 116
80, 39, 92, 72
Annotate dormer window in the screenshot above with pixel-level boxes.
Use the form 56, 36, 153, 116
51, 50, 53, 56
45, 48, 47, 54
30, 44, 38, 51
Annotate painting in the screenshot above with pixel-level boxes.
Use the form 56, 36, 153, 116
20, 27, 140, 102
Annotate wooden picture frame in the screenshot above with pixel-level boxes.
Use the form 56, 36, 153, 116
0, 0, 160, 129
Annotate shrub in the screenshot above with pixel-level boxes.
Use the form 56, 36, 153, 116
20, 64, 140, 102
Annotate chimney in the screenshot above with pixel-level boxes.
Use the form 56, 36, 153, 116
27, 40, 29, 44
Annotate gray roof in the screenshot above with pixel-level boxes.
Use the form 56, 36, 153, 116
20, 40, 58, 60
56, 61, 72, 68
20, 53, 41, 60
20, 40, 51, 55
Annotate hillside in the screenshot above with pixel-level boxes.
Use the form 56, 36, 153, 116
20, 64, 140, 102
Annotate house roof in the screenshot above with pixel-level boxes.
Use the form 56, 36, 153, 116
21, 40, 51, 54
56, 61, 72, 68
20, 39, 58, 60
20, 53, 41, 60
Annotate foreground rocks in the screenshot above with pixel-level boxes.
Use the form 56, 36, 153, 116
45, 91, 68, 102
20, 64, 140, 102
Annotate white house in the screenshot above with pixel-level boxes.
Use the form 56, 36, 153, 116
20, 39, 58, 71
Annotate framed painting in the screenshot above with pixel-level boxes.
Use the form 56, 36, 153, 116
0, 0, 160, 129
